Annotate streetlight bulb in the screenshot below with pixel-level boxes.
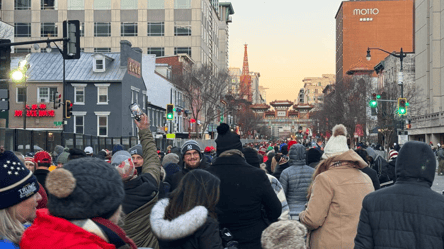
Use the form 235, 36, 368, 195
366, 48, 371, 61
46, 43, 52, 53
11, 70, 24, 82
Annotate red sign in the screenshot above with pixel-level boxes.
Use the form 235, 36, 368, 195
14, 104, 55, 117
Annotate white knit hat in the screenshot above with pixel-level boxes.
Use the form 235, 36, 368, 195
322, 124, 349, 159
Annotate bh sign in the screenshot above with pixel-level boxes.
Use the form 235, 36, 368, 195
353, 8, 379, 15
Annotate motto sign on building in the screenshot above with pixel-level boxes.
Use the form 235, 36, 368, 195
353, 8, 379, 15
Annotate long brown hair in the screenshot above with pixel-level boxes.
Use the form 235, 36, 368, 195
306, 156, 338, 200
165, 169, 220, 220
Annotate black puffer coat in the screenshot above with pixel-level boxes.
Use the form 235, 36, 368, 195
355, 141, 444, 249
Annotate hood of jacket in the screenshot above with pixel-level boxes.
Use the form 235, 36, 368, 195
365, 147, 379, 160
333, 149, 368, 169
395, 141, 436, 186
150, 198, 208, 241
20, 209, 115, 249
288, 144, 306, 166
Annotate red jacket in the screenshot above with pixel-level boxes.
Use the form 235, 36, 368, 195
21, 209, 117, 249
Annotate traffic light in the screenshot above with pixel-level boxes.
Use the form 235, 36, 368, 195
398, 98, 407, 115
65, 100, 73, 118
53, 92, 62, 109
166, 104, 174, 120
63, 20, 80, 60
0, 39, 11, 80
369, 93, 377, 108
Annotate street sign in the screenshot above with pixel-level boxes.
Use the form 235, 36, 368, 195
53, 121, 63, 126
166, 134, 175, 139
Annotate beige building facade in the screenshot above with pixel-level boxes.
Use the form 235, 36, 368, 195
410, 0, 444, 144
0, 0, 234, 71
302, 74, 335, 105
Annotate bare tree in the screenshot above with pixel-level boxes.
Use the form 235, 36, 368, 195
236, 107, 264, 138
173, 64, 231, 138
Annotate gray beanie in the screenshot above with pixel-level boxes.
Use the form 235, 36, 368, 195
57, 151, 70, 165
261, 220, 307, 249
54, 145, 65, 156
162, 153, 180, 167
46, 157, 125, 220
111, 151, 132, 166
128, 144, 143, 156
181, 140, 201, 158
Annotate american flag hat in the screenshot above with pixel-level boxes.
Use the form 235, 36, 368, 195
0, 151, 39, 209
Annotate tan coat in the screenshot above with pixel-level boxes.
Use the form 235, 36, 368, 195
299, 150, 374, 249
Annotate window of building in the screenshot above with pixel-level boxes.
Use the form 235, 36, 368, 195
14, 48, 31, 53
94, 22, 111, 37
15, 0, 31, 10
174, 47, 191, 57
95, 84, 109, 104
94, 0, 110, 9
41, 23, 58, 37
94, 48, 111, 53
14, 23, 31, 37
315, 89, 318, 94
174, 21, 191, 36
95, 59, 103, 70
147, 0, 163, 9
75, 115, 84, 134
72, 84, 85, 104
97, 115, 108, 136
41, 0, 57, 10
17, 87, 26, 103
121, 22, 138, 37
68, 0, 83, 10
147, 22, 164, 36
121, 0, 137, 9
80, 22, 84, 37
175, 0, 190, 9
131, 90, 139, 104
147, 47, 164, 57
38, 87, 57, 103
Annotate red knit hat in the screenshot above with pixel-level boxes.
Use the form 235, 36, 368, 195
204, 146, 212, 153
389, 149, 398, 160
34, 151, 52, 165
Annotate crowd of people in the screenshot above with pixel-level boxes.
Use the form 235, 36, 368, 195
1, 115, 443, 249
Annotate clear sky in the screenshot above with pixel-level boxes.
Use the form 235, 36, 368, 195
228, 0, 344, 103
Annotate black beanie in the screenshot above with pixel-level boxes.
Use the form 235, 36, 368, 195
215, 123, 242, 156
306, 148, 322, 166
243, 148, 261, 168
281, 145, 288, 155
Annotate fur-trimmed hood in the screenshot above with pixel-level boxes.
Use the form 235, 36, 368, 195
150, 198, 209, 241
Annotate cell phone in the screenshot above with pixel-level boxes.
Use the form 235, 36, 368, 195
129, 103, 143, 121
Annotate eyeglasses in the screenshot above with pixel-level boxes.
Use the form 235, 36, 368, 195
184, 151, 199, 157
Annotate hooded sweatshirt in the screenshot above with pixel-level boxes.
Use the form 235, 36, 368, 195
355, 141, 444, 249
279, 144, 315, 216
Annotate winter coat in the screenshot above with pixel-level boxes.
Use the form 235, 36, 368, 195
206, 150, 282, 249
266, 174, 290, 220
122, 129, 161, 249
170, 160, 209, 192
20, 209, 137, 249
279, 144, 315, 216
355, 141, 444, 249
299, 150, 374, 249
0, 238, 18, 249
360, 166, 380, 190
34, 169, 49, 192
151, 199, 223, 249
366, 147, 390, 184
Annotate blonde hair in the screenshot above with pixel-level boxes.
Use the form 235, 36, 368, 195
0, 207, 25, 245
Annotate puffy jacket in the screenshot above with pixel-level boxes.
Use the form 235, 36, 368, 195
21, 209, 135, 249
355, 141, 444, 249
279, 144, 315, 216
151, 199, 223, 249
207, 150, 282, 249
299, 150, 374, 249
